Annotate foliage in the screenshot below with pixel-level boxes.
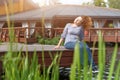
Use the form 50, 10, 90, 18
108, 0, 120, 9
93, 0, 107, 7
2, 48, 62, 80
0, 40, 2, 45
37, 36, 63, 45
108, 23, 114, 28
48, 0, 60, 5
82, 2, 94, 6
2, 51, 40, 80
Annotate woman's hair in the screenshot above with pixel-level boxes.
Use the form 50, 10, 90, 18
81, 16, 92, 29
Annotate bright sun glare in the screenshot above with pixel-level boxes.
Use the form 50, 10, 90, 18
32, 0, 93, 6
32, 0, 48, 6
32, 0, 108, 6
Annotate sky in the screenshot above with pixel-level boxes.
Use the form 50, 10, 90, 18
59, 0, 93, 4
33, 0, 107, 5
32, 0, 94, 6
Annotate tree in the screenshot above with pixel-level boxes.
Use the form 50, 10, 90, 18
48, 0, 60, 5
93, 0, 106, 7
108, 0, 120, 9
82, 2, 94, 6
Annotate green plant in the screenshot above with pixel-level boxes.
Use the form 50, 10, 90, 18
109, 23, 113, 28
69, 31, 120, 80
2, 47, 62, 80
37, 36, 62, 45
3, 51, 40, 80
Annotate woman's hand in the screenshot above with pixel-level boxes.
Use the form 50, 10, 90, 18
54, 38, 64, 49
54, 45, 60, 49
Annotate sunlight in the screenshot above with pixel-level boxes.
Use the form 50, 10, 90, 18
32, 0, 49, 6
32, 0, 94, 6
59, 0, 92, 4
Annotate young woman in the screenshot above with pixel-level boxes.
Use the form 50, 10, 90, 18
54, 16, 97, 70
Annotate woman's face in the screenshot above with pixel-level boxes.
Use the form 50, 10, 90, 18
74, 17, 83, 26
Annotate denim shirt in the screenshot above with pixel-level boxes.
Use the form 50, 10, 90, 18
61, 23, 84, 45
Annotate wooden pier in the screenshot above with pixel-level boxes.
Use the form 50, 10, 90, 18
0, 42, 100, 72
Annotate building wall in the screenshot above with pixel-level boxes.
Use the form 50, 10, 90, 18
52, 16, 75, 28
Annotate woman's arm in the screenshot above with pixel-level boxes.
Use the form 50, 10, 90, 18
54, 38, 64, 49
54, 23, 69, 49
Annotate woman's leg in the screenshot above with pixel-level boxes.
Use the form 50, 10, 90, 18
80, 42, 96, 68
64, 42, 96, 69
64, 42, 76, 49
64, 42, 84, 65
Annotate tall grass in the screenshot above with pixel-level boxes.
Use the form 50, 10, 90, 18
2, 47, 62, 80
3, 50, 40, 80
70, 31, 120, 80
97, 31, 106, 80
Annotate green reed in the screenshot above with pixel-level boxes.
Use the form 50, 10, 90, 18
70, 31, 120, 80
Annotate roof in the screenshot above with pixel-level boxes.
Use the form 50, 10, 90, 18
0, 5, 120, 21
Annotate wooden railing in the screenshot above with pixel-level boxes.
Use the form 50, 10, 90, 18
84, 28, 120, 43
0, 27, 52, 43
53, 28, 120, 43
0, 27, 120, 43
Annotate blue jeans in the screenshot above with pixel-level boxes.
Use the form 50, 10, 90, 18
64, 41, 96, 68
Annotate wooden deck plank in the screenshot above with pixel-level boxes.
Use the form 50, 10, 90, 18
0, 42, 99, 52
0, 42, 71, 52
